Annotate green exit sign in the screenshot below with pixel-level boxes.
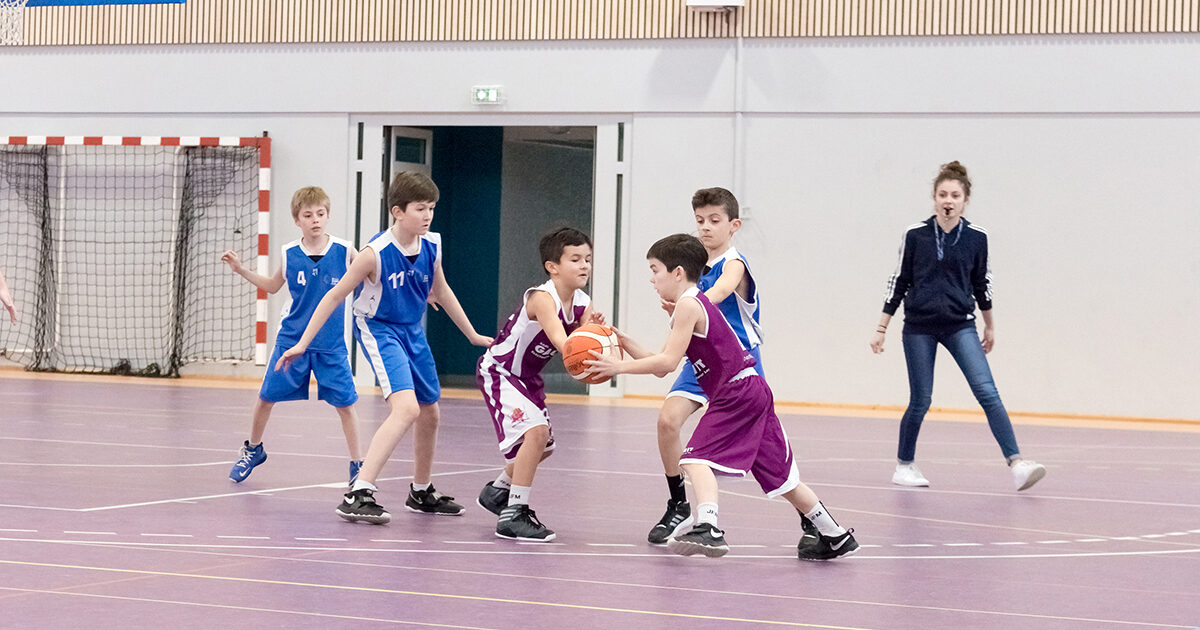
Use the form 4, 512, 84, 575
471, 86, 503, 105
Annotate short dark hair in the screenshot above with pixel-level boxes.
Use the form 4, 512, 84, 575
691, 187, 739, 220
646, 234, 707, 282
539, 227, 592, 275
387, 171, 439, 213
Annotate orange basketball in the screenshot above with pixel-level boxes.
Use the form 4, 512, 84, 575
562, 323, 623, 385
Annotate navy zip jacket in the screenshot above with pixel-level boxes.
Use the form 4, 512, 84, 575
882, 216, 993, 334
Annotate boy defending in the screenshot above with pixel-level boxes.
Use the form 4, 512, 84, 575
221, 186, 363, 484
586, 234, 858, 560
475, 227, 603, 542
647, 187, 765, 545
278, 171, 492, 524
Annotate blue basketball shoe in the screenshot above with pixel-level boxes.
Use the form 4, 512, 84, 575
229, 441, 266, 482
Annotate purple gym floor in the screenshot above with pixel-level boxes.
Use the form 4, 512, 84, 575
2, 373, 1198, 629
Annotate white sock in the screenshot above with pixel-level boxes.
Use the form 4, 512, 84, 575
508, 485, 531, 506
494, 471, 513, 490
351, 479, 376, 493
697, 502, 719, 527
804, 502, 847, 537
411, 481, 431, 492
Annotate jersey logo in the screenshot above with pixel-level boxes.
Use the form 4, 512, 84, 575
691, 359, 710, 379
511, 408, 526, 424
532, 343, 555, 359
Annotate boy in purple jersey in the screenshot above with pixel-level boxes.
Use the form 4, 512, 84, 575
586, 234, 858, 560
475, 227, 604, 542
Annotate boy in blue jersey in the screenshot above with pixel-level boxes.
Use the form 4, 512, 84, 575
279, 171, 493, 524
646, 187, 774, 545
221, 186, 364, 484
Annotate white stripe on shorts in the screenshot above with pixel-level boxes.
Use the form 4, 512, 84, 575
355, 316, 393, 398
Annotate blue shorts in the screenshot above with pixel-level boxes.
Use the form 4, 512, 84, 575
354, 316, 440, 404
259, 344, 358, 408
668, 345, 764, 404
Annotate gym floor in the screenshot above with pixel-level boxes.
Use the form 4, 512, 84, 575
2, 372, 1198, 629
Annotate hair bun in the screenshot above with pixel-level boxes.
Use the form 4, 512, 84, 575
940, 161, 968, 178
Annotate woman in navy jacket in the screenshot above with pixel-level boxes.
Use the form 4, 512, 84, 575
870, 162, 1045, 492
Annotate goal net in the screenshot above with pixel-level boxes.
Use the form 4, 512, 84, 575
0, 136, 271, 377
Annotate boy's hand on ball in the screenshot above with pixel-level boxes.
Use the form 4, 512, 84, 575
584, 349, 620, 378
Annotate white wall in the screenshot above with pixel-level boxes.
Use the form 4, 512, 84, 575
2, 34, 1196, 418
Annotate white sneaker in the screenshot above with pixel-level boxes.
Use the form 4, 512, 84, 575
892, 463, 930, 487
1011, 460, 1046, 491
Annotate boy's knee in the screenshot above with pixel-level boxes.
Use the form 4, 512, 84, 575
523, 425, 550, 448
657, 407, 688, 434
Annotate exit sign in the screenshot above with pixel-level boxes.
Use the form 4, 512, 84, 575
471, 86, 503, 105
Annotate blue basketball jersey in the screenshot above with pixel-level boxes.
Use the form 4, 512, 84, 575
276, 235, 353, 353
352, 230, 440, 325
699, 246, 762, 350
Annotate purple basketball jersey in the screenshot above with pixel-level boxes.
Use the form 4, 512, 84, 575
679, 288, 758, 399
484, 280, 590, 388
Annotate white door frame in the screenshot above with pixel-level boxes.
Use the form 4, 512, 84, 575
346, 114, 631, 396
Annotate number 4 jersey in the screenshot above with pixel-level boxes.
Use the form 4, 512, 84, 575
275, 235, 354, 354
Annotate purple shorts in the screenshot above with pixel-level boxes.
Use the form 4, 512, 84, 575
679, 374, 799, 497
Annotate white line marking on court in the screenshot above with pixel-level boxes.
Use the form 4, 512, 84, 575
0, 528, 37, 533
140, 533, 194, 538
216, 535, 270, 540
1076, 538, 1106, 542
586, 543, 636, 547
893, 544, 934, 547
64, 531, 116, 536
944, 543, 982, 547
8, 536, 1200, 564
1111, 536, 1141, 541
295, 537, 347, 542
1141, 534, 1166, 538
443, 541, 494, 545
370, 539, 420, 543
1164, 532, 1188, 536
1036, 540, 1069, 544
0, 461, 228, 468
992, 542, 1026, 546
516, 541, 566, 546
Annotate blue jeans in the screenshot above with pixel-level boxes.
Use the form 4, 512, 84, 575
898, 326, 1020, 463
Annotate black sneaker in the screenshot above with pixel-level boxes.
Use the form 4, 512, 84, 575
336, 488, 391, 525
666, 522, 729, 558
405, 485, 465, 515
495, 505, 556, 542
647, 499, 693, 545
799, 514, 820, 546
797, 529, 859, 561
476, 482, 509, 516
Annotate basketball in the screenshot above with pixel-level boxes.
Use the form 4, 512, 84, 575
562, 323, 623, 384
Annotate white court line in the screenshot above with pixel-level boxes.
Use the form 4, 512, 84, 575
799, 480, 1200, 509
5, 536, 1200, 563
295, 538, 347, 542
442, 541, 494, 545
216, 535, 270, 540
1036, 540, 1070, 544
944, 543, 982, 547
63, 531, 116, 536
0, 528, 37, 533
1076, 538, 1106, 542
370, 539, 420, 543
141, 534, 194, 538
893, 544, 934, 548
992, 542, 1026, 546
0, 466, 502, 513
0, 461, 228, 468
587, 543, 637, 548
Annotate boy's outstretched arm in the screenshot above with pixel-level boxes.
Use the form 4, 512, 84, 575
276, 248, 375, 370
703, 258, 748, 304
0, 267, 16, 324
586, 298, 701, 379
430, 264, 493, 347
221, 250, 285, 294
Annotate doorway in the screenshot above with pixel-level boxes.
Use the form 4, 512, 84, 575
378, 125, 599, 395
